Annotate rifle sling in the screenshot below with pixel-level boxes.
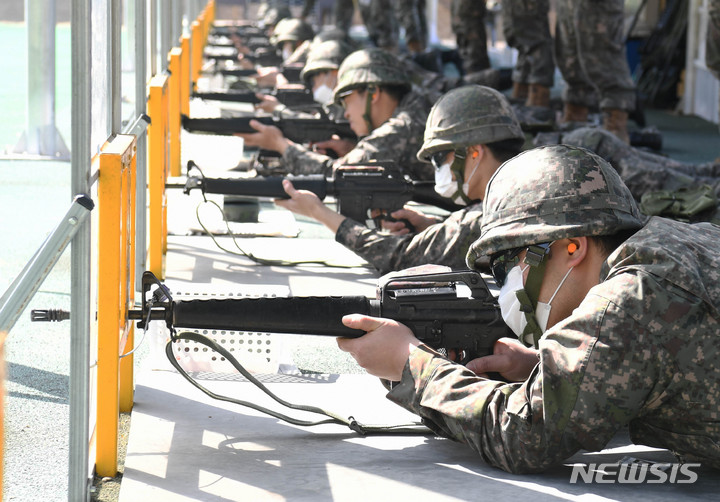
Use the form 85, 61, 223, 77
165, 330, 432, 436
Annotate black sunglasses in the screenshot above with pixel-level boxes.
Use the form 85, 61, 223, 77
489, 247, 525, 287
429, 150, 452, 170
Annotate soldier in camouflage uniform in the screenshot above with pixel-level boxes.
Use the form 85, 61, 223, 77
554, 0, 636, 143
396, 0, 428, 54
503, 0, 555, 108
452, 0, 491, 74
553, 127, 720, 200
337, 144, 720, 472
274, 85, 526, 274
238, 48, 434, 180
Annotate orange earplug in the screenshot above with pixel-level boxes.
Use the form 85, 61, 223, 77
567, 242, 578, 254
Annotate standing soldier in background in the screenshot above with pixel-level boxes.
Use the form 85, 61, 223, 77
503, 0, 555, 108
397, 0, 428, 55
452, 0, 491, 75
554, 0, 636, 143
708, 0, 720, 160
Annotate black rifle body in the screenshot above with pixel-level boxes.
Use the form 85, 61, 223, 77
184, 165, 462, 223
193, 87, 314, 108
168, 271, 509, 362
181, 115, 357, 143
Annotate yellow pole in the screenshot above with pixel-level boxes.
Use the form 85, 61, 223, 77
147, 74, 169, 279
180, 35, 191, 117
168, 48, 182, 177
191, 20, 202, 91
96, 134, 137, 477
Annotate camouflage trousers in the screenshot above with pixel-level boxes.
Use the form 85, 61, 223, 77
554, 0, 635, 111
708, 0, 720, 133
358, 0, 399, 51
503, 0, 554, 87
397, 0, 428, 49
452, 0, 490, 73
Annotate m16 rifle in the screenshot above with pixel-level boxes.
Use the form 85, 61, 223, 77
193, 86, 314, 108
183, 161, 463, 227
181, 112, 357, 144
130, 269, 509, 366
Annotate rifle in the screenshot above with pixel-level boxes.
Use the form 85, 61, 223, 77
193, 87, 314, 108
181, 113, 357, 144
204, 46, 283, 67
183, 161, 464, 226
130, 269, 509, 365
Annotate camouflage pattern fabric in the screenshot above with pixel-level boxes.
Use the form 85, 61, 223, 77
559, 127, 720, 200
357, 0, 399, 51
282, 90, 433, 180
388, 217, 720, 472
334, 0, 356, 33
452, 0, 490, 73
396, 0, 428, 49
709, 0, 720, 80
554, 0, 635, 111
502, 0, 555, 87
335, 203, 483, 275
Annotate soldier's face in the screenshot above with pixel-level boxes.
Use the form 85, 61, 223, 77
341, 89, 370, 136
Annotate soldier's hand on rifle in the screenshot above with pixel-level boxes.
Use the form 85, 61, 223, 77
338, 314, 423, 381
254, 66, 281, 88
275, 180, 346, 233
312, 136, 356, 158
380, 207, 441, 235
465, 338, 539, 382
254, 93, 280, 113
237, 56, 255, 69
235, 119, 290, 154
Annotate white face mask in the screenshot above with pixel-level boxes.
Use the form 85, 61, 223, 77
433, 153, 481, 205
282, 46, 293, 61
498, 264, 530, 339
313, 84, 334, 105
534, 266, 573, 332
498, 263, 574, 343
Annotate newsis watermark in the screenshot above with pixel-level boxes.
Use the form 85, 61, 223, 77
569, 461, 701, 484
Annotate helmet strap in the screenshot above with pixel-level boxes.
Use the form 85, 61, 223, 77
517, 243, 552, 348
363, 85, 376, 135
449, 149, 473, 205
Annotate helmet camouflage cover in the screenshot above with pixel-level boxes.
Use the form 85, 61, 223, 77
416, 84, 524, 161
272, 18, 315, 45
332, 48, 410, 101
466, 145, 645, 267
300, 40, 354, 83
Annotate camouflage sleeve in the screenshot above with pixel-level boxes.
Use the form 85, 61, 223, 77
282, 142, 336, 176
387, 275, 663, 473
335, 207, 480, 275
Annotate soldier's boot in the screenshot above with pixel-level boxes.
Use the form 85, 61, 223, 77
526, 84, 551, 108
511, 82, 529, 101
406, 40, 425, 55
561, 102, 589, 123
602, 108, 630, 144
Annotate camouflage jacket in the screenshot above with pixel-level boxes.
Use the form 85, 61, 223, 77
281, 90, 434, 180
387, 217, 720, 472
335, 203, 484, 275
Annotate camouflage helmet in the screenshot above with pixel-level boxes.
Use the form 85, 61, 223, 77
272, 18, 315, 46
261, 6, 292, 29
333, 48, 411, 101
466, 145, 645, 268
300, 40, 354, 83
417, 85, 524, 161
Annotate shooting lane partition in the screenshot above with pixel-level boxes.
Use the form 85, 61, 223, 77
168, 48, 183, 177
96, 134, 138, 477
147, 74, 170, 280
191, 1, 215, 91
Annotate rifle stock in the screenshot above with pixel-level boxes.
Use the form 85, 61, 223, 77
132, 270, 509, 363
